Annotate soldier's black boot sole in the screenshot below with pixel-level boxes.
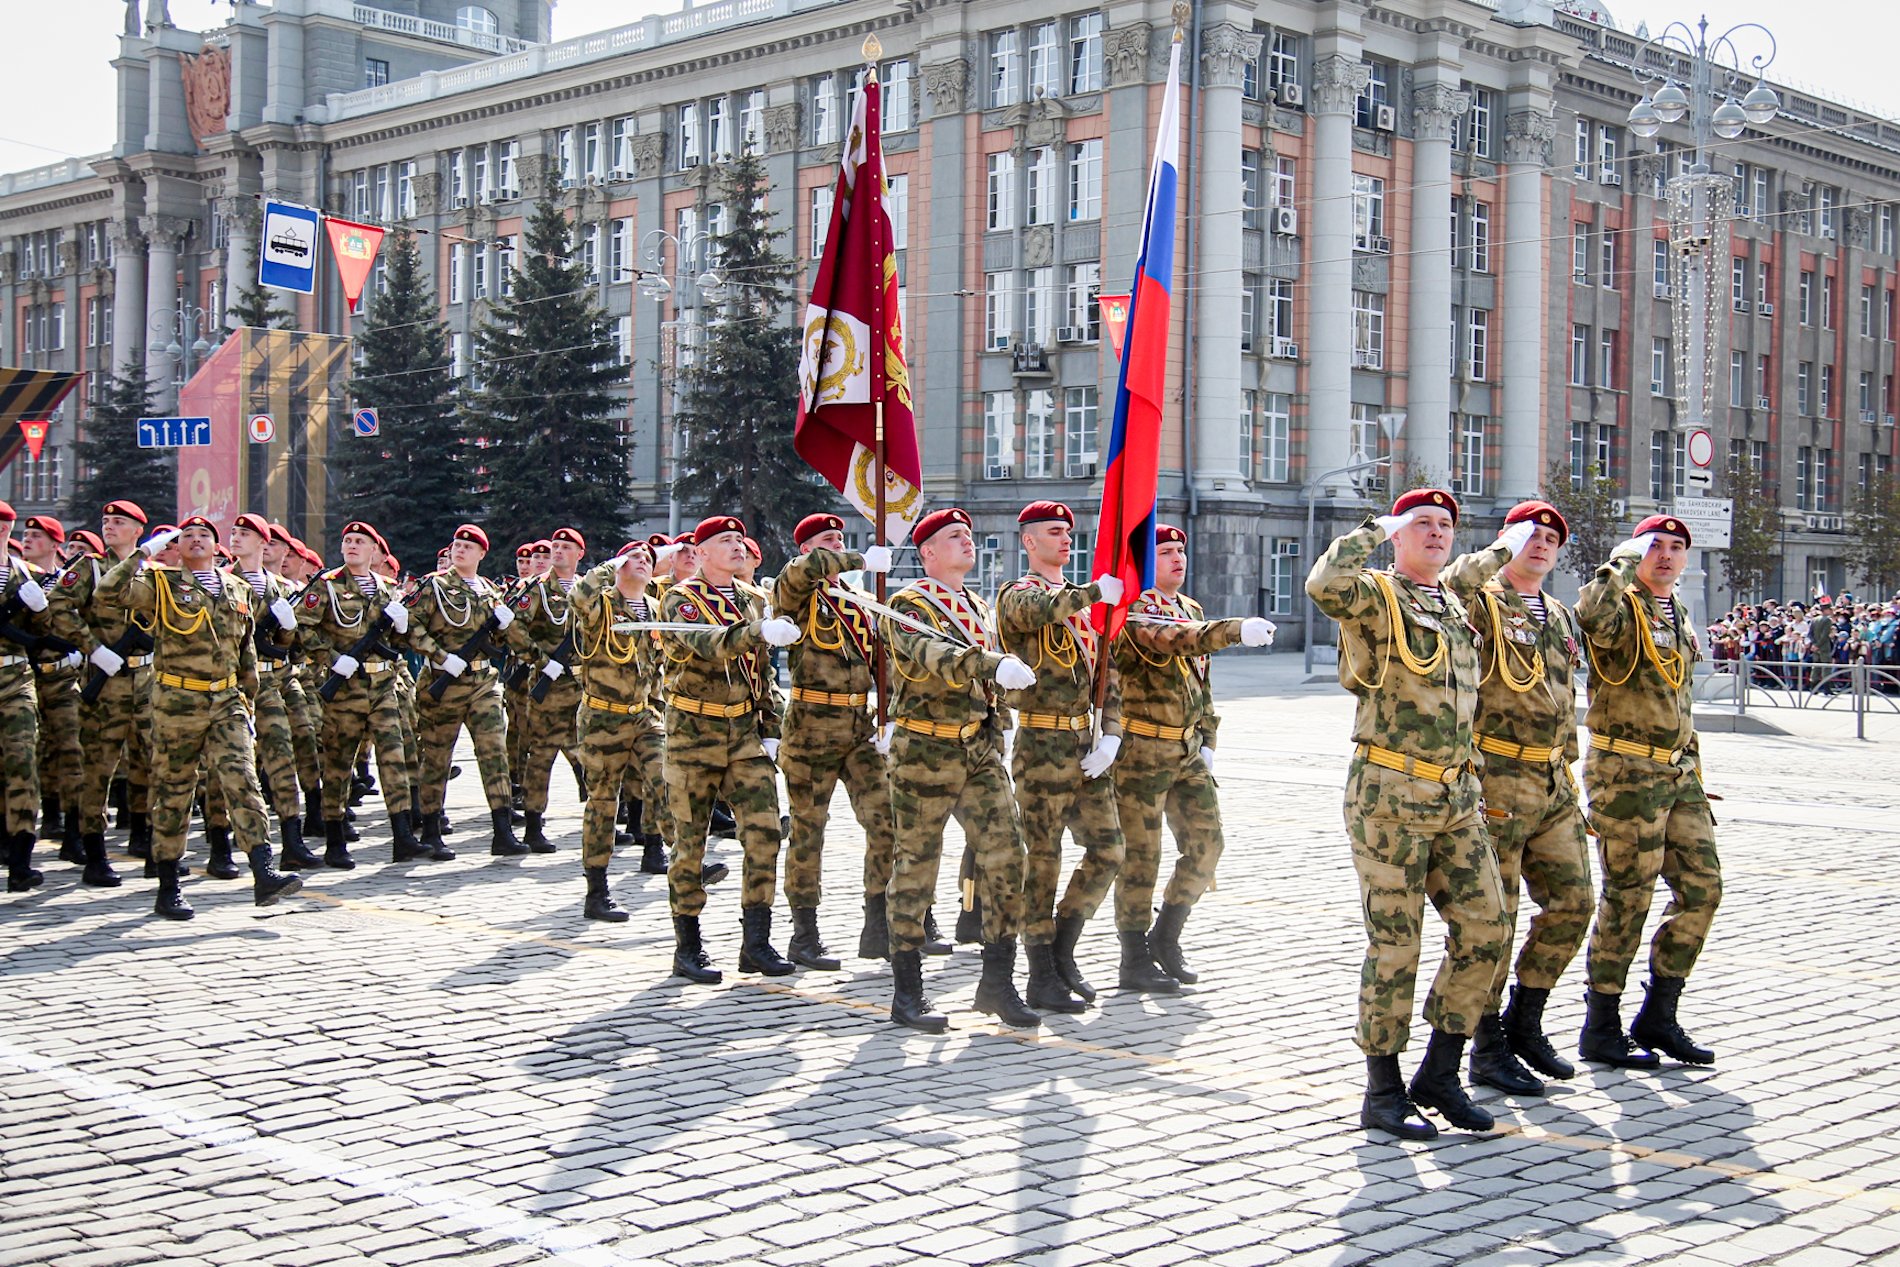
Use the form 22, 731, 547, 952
522, 811, 556, 854
1579, 989, 1662, 1068
1503, 984, 1575, 1079
1629, 976, 1715, 1065
489, 807, 528, 856
890, 949, 947, 1033
1408, 1030, 1496, 1131
1361, 1054, 1438, 1140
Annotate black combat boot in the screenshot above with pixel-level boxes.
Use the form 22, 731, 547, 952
1117, 928, 1180, 994
153, 858, 193, 921
40, 794, 61, 842
6, 831, 43, 893
672, 914, 721, 984
350, 759, 373, 805
248, 846, 303, 907
1629, 976, 1715, 1065
302, 787, 324, 838
1408, 1029, 1497, 1132
708, 801, 737, 838
278, 816, 322, 870
787, 907, 841, 971
322, 819, 356, 870
419, 810, 455, 862
438, 810, 454, 836
1502, 984, 1575, 1079
1469, 1011, 1546, 1096
1050, 913, 1097, 1003
1578, 989, 1662, 1069
390, 811, 431, 862
973, 937, 1041, 1027
490, 807, 527, 856
890, 949, 948, 1033
583, 866, 628, 922
1149, 902, 1200, 983
205, 826, 243, 880
1025, 941, 1087, 1013
522, 811, 555, 854
921, 906, 952, 955
126, 810, 152, 859
639, 835, 667, 875
60, 804, 82, 867
701, 855, 729, 886
110, 777, 129, 829
738, 904, 795, 976
955, 893, 983, 945
142, 841, 186, 879
859, 894, 890, 961
80, 832, 121, 888
1361, 1054, 1438, 1141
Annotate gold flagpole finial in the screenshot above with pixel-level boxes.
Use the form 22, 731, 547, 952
862, 33, 883, 63
1171, 1, 1190, 41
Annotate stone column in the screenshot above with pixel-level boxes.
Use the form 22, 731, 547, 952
140, 215, 188, 409
919, 56, 971, 491
1192, 23, 1257, 488
1407, 83, 1469, 486
1500, 107, 1554, 500
1306, 54, 1371, 485
224, 195, 260, 333
109, 221, 148, 379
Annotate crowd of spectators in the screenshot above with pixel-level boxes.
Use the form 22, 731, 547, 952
1706, 594, 1900, 686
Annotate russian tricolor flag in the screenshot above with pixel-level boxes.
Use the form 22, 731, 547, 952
1091, 35, 1181, 638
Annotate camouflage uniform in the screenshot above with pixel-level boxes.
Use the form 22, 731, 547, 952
236, 568, 308, 825
410, 570, 516, 822
1307, 521, 1509, 1056
506, 573, 584, 821
571, 562, 668, 869
64, 550, 158, 838
1, 562, 63, 849
33, 651, 82, 836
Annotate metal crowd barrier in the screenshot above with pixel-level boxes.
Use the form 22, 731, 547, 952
1700, 658, 1900, 740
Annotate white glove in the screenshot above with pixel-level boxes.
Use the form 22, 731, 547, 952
1240, 617, 1277, 647
1001, 727, 1016, 755
541, 659, 566, 681
89, 646, 125, 676
140, 528, 182, 557
15, 578, 47, 612
385, 602, 409, 634
332, 654, 360, 679
440, 653, 468, 678
1372, 511, 1417, 539
1199, 745, 1217, 775
994, 654, 1037, 690
654, 543, 683, 566
1093, 574, 1125, 607
491, 602, 514, 629
861, 544, 894, 574
762, 738, 780, 763
1080, 734, 1122, 779
874, 722, 894, 756
1498, 519, 1538, 558
1612, 531, 1660, 562
760, 616, 801, 647
58, 650, 82, 670
270, 598, 297, 629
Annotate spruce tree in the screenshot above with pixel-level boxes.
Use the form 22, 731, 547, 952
673, 152, 830, 568
329, 229, 469, 572
65, 368, 177, 523
467, 197, 630, 550
227, 241, 295, 331
1542, 458, 1627, 585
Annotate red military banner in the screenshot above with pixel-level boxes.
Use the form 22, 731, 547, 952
18, 420, 49, 461
324, 217, 386, 314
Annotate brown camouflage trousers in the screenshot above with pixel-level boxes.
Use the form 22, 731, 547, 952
319, 667, 411, 820
1345, 757, 1509, 1055
505, 681, 527, 786
518, 679, 582, 813
887, 729, 1024, 953
1014, 728, 1124, 944
415, 668, 514, 816
281, 670, 322, 793
78, 667, 154, 834
1479, 757, 1593, 1009
575, 702, 666, 868
1584, 750, 1723, 992
1112, 736, 1221, 932
251, 668, 303, 819
149, 686, 271, 862
664, 707, 781, 915
1, 669, 42, 838
396, 666, 421, 791
35, 667, 81, 803
780, 705, 895, 908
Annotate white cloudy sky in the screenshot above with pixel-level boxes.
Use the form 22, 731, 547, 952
2, 0, 1896, 175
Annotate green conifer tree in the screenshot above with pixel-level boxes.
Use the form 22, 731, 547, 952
65, 368, 177, 523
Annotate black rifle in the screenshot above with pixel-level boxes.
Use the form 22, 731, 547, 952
528, 626, 576, 703
254, 573, 322, 665
425, 575, 532, 702
77, 625, 153, 703
316, 589, 414, 703
1, 562, 82, 667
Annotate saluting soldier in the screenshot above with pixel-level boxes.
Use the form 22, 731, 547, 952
20, 515, 84, 867
996, 501, 1128, 1012
505, 527, 590, 853
263, 523, 326, 838
374, 545, 427, 837
1, 500, 85, 893
771, 512, 897, 969
1306, 489, 1510, 1141
93, 518, 303, 919
1577, 515, 1722, 1068
1440, 501, 1594, 1097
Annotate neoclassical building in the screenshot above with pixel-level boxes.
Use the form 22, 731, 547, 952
5, 0, 1900, 640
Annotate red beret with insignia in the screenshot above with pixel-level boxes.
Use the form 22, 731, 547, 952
742, 536, 763, 560
913, 507, 972, 544
646, 532, 672, 549
1017, 500, 1073, 527
550, 527, 586, 552
233, 513, 271, 541
693, 516, 745, 546
23, 514, 64, 544
515, 542, 536, 559
268, 521, 295, 546
793, 513, 844, 547
617, 540, 652, 561
531, 539, 553, 556
102, 500, 148, 526
1634, 513, 1692, 547
1155, 523, 1187, 545
69, 530, 103, 558
453, 524, 490, 552
1503, 499, 1568, 545
178, 514, 221, 543
672, 532, 697, 546
340, 520, 378, 543
1392, 487, 1459, 525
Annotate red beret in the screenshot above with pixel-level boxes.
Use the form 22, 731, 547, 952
693, 515, 746, 545
793, 513, 844, 546
340, 520, 378, 543
453, 524, 490, 551
1155, 523, 1187, 545
1392, 488, 1459, 524
742, 536, 763, 560
1503, 500, 1568, 545
646, 532, 672, 549
913, 507, 972, 544
297, 544, 323, 568
531, 539, 553, 555
23, 514, 64, 543
3, 539, 17, 556
672, 532, 697, 546
1017, 500, 1073, 527
178, 514, 220, 543
515, 542, 535, 558
102, 500, 148, 526
1634, 513, 1692, 547
550, 527, 586, 552
233, 512, 271, 540
384, 554, 400, 572
0, 500, 15, 523
216, 546, 234, 563
269, 521, 295, 546
70, 530, 104, 556
617, 540, 652, 561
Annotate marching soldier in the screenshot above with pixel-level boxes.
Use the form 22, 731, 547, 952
1306, 489, 1510, 1141
881, 508, 1042, 1032
1440, 502, 1594, 1096
2, 501, 84, 893
771, 513, 897, 968
504, 540, 540, 805
659, 516, 798, 982
20, 515, 84, 867
1577, 515, 1722, 1067
506, 527, 589, 852
229, 514, 322, 869
996, 501, 1128, 1011
263, 523, 326, 838
93, 518, 303, 918
373, 546, 427, 837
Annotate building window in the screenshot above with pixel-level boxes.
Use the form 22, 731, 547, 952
1799, 271, 1814, 325
1821, 364, 1834, 415
1467, 309, 1489, 381
1650, 431, 1667, 501
1351, 176, 1385, 247
1653, 239, 1669, 293
984, 391, 1015, 477
496, 235, 515, 297
886, 174, 909, 252
1268, 32, 1300, 98
1600, 233, 1616, 289
1064, 387, 1099, 476
1822, 273, 1835, 328
1819, 186, 1838, 239
987, 151, 1016, 231
1729, 351, 1745, 405
1268, 539, 1300, 614
1573, 223, 1590, 283
1026, 146, 1057, 226
1025, 389, 1057, 478
1068, 12, 1104, 94
1355, 59, 1390, 129
1862, 285, 1876, 337
1797, 446, 1812, 509
472, 246, 488, 300
1351, 292, 1384, 368
988, 29, 1022, 108
1598, 331, 1616, 390
1241, 151, 1262, 232
365, 58, 390, 88
1063, 531, 1093, 587
1732, 255, 1747, 310
1063, 262, 1100, 340
881, 60, 915, 132
1597, 124, 1621, 184
1573, 117, 1591, 179
1454, 414, 1486, 496
985, 272, 1013, 350
1272, 155, 1296, 210
1259, 394, 1290, 483
1460, 85, 1492, 156
554, 128, 574, 182
447, 243, 465, 304
1267, 278, 1293, 342
1024, 266, 1055, 347
1882, 205, 1898, 256
810, 186, 834, 258
1470, 202, 1491, 273
1067, 140, 1101, 222
1798, 362, 1812, 414
1756, 261, 1771, 307
1571, 324, 1590, 385
1651, 338, 1669, 395
1027, 22, 1059, 99
1757, 354, 1771, 405
810, 76, 838, 145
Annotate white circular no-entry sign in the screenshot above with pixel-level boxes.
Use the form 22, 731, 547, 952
248, 413, 275, 444
1687, 427, 1714, 468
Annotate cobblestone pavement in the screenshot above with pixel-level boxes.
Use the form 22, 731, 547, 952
4, 658, 1899, 1267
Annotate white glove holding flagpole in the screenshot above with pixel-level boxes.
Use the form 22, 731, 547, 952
1092, 574, 1124, 606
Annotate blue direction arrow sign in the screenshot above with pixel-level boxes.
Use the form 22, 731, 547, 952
259, 200, 320, 295
353, 407, 379, 437
136, 417, 213, 448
